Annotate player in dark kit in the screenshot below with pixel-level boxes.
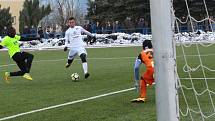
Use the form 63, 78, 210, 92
0, 27, 39, 83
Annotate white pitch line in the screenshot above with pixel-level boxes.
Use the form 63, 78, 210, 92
176, 53, 215, 57
0, 57, 135, 68
0, 88, 135, 121
1, 52, 215, 68
180, 78, 215, 80
1, 53, 214, 68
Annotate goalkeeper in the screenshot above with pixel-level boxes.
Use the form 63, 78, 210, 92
0, 27, 39, 83
131, 40, 154, 103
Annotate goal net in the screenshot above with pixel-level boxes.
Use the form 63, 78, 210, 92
150, 0, 215, 121
174, 0, 215, 121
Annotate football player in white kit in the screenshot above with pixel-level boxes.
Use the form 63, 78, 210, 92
64, 17, 96, 79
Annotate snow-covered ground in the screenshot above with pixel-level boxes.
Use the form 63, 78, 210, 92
19, 33, 152, 49
0, 32, 215, 50
175, 31, 215, 43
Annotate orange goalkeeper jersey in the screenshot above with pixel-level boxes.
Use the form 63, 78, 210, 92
139, 49, 154, 68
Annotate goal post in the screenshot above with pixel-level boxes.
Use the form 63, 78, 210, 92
150, 0, 179, 121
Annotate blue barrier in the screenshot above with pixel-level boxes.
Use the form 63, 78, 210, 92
1, 24, 215, 38
176, 24, 215, 32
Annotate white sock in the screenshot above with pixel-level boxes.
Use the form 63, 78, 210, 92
82, 62, 88, 74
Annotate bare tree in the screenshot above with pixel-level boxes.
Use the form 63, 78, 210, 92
39, 0, 84, 32
53, 0, 83, 31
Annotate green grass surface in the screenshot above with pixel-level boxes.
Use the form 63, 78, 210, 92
0, 46, 214, 121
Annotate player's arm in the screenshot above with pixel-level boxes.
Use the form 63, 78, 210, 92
133, 54, 142, 92
0, 44, 3, 49
81, 27, 96, 42
64, 31, 69, 51
81, 27, 93, 37
0, 39, 6, 49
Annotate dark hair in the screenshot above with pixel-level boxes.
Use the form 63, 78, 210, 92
142, 39, 153, 50
7, 26, 16, 38
68, 17, 75, 21
7, 26, 15, 32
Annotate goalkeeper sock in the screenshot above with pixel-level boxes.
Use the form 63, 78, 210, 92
140, 79, 147, 98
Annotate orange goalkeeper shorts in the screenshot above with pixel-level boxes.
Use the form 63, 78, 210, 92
142, 67, 154, 85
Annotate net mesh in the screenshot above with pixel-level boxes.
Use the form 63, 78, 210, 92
173, 0, 215, 120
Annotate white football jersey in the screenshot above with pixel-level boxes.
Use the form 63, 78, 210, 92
65, 26, 93, 48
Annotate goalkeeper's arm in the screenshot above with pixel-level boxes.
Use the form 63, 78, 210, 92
134, 56, 142, 91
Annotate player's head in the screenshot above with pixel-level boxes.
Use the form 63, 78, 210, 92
68, 17, 76, 28
142, 39, 153, 50
7, 26, 16, 38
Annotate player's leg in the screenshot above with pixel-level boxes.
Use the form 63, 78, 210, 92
11, 61, 27, 76
19, 52, 34, 80
10, 53, 27, 76
7, 61, 25, 77
66, 49, 77, 68
66, 59, 74, 68
13, 52, 33, 80
80, 53, 90, 79
78, 48, 89, 79
4, 53, 28, 83
21, 52, 34, 73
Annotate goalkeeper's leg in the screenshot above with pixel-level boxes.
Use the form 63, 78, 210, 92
139, 68, 155, 99
131, 68, 154, 103
140, 78, 147, 99
136, 70, 154, 102
131, 77, 147, 103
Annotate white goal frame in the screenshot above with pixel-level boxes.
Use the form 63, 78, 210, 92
150, 0, 179, 121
